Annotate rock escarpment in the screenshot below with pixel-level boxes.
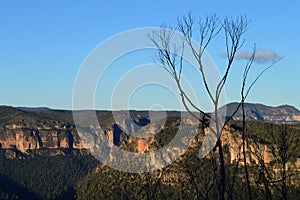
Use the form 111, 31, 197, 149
0, 124, 82, 152
1, 105, 299, 168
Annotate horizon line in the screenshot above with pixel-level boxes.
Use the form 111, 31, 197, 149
1, 101, 299, 112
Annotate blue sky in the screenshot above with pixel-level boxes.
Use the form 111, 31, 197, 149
0, 0, 299, 111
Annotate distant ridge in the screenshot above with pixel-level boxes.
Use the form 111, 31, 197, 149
17, 106, 50, 111
1, 102, 300, 123
0, 102, 300, 156
220, 102, 300, 123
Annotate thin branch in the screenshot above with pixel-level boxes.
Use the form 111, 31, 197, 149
244, 56, 283, 99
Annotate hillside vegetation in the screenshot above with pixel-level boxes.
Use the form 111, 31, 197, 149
0, 105, 299, 199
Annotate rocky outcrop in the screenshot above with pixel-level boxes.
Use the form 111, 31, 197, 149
218, 125, 300, 170
0, 108, 275, 164
1, 105, 299, 170
0, 124, 82, 152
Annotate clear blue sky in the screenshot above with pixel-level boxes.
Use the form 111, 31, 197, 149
0, 0, 299, 110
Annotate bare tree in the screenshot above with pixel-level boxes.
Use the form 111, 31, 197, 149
248, 122, 300, 199
238, 46, 279, 200
268, 124, 299, 199
149, 13, 278, 199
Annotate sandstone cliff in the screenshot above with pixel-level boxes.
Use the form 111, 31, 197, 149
0, 124, 82, 151
0, 106, 299, 169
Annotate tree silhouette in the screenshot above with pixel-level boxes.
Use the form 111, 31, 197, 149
149, 12, 279, 199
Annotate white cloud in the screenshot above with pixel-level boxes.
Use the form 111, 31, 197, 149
220, 49, 280, 64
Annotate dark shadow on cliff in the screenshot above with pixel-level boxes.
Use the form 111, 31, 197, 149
113, 124, 127, 146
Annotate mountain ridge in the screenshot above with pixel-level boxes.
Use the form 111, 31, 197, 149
2, 102, 300, 123
0, 102, 299, 158
221, 102, 300, 122
3, 102, 300, 112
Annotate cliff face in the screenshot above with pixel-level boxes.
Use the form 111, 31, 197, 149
0, 107, 161, 155
0, 105, 299, 169
0, 125, 82, 152
220, 127, 273, 165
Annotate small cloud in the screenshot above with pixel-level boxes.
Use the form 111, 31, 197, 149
220, 49, 280, 64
